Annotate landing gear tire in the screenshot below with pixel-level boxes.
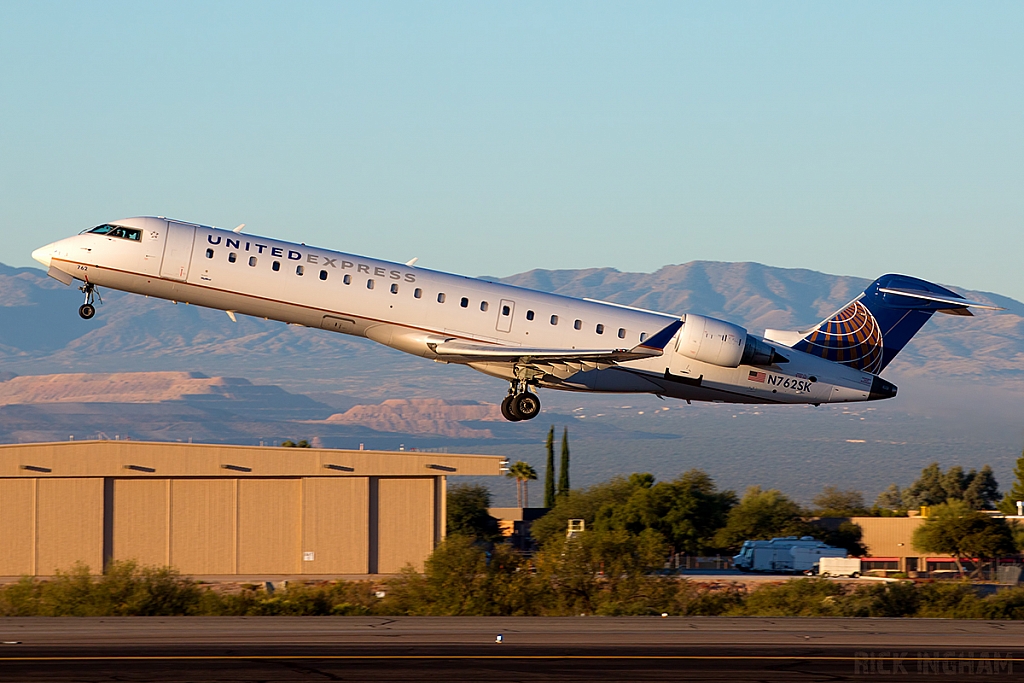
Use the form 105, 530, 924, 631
512, 392, 541, 420
78, 282, 99, 319
500, 395, 523, 422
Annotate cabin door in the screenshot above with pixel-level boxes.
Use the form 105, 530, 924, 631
160, 223, 196, 281
495, 299, 515, 333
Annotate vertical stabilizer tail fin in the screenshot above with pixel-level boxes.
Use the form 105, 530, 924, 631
784, 274, 999, 374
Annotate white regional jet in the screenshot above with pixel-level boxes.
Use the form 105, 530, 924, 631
32, 217, 1000, 421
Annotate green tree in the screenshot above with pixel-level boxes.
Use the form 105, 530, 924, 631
912, 500, 1016, 576
811, 486, 868, 516
904, 462, 946, 508
963, 465, 1000, 510
384, 536, 537, 616
544, 426, 556, 508
558, 428, 570, 498
601, 470, 736, 556
281, 439, 310, 448
446, 484, 500, 542
902, 462, 1000, 510
506, 460, 538, 508
535, 527, 666, 616
530, 477, 637, 547
713, 486, 809, 551
999, 452, 1024, 514
874, 483, 905, 510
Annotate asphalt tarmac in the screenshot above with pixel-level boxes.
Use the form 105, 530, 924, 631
0, 616, 1021, 681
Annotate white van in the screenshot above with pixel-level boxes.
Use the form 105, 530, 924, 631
818, 556, 861, 578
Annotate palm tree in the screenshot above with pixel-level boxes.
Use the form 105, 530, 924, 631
506, 460, 538, 508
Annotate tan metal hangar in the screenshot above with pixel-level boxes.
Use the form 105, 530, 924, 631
0, 441, 505, 578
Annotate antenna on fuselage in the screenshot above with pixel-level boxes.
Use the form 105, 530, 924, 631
232, 224, 245, 233
405, 257, 418, 267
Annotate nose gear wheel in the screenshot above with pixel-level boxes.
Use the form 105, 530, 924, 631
78, 283, 100, 320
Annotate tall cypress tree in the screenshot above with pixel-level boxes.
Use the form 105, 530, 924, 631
543, 425, 555, 508
557, 427, 570, 498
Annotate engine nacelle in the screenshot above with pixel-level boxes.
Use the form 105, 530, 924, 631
676, 314, 747, 367
676, 315, 786, 367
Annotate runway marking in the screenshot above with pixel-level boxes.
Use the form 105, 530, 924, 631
0, 655, 1021, 662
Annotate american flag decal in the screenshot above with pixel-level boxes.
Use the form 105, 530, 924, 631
748, 370, 766, 383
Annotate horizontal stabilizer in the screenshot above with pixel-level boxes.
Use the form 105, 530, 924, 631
877, 287, 1004, 311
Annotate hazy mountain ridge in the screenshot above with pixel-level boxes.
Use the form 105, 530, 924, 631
1, 261, 1022, 503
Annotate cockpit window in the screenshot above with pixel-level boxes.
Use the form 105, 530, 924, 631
85, 224, 142, 241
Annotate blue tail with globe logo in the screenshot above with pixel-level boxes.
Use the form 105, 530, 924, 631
789, 274, 997, 375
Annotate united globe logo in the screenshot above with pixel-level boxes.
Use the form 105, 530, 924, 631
797, 299, 884, 374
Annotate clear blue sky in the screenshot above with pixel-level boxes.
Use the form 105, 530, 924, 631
2, 2, 1022, 298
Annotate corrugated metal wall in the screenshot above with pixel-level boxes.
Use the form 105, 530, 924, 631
0, 476, 440, 576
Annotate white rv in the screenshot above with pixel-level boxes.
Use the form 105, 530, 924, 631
732, 536, 846, 573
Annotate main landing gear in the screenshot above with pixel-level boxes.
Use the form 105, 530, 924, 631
500, 380, 542, 422
79, 283, 100, 320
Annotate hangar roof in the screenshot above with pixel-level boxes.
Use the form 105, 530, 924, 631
0, 441, 505, 478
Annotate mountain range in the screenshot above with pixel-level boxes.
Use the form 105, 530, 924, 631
2, 260, 1022, 504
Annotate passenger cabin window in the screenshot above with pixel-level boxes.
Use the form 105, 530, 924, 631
272, 261, 281, 272
502, 305, 511, 316
460, 297, 469, 308
228, 253, 237, 263
618, 328, 626, 339
367, 279, 374, 289
550, 315, 558, 325
596, 324, 604, 334
248, 256, 257, 267
296, 265, 304, 276
574, 319, 582, 330
526, 310, 535, 321
205, 248, 214, 259
390, 283, 399, 294
438, 293, 446, 303
343, 274, 351, 285
640, 332, 648, 342
414, 288, 422, 299
480, 301, 489, 312
319, 270, 328, 280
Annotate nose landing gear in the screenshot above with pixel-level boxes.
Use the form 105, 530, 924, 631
78, 283, 100, 320
500, 379, 542, 422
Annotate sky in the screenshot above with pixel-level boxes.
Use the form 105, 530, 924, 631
2, 1, 1022, 299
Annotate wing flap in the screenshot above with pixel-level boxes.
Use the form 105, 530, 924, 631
430, 319, 682, 364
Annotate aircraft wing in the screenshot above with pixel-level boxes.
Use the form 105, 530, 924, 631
429, 319, 682, 364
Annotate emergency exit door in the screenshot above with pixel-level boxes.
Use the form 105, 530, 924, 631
496, 299, 515, 333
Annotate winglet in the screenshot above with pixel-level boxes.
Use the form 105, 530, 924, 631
634, 319, 683, 352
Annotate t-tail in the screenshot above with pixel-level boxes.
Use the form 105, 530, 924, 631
765, 274, 1002, 375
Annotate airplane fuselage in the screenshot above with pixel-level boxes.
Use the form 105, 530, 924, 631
33, 217, 896, 413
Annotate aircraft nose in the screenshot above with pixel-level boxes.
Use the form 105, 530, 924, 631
31, 244, 54, 268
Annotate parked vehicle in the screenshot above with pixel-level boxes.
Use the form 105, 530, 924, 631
818, 556, 861, 578
733, 536, 846, 573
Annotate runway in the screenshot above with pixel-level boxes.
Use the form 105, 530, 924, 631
0, 616, 1020, 681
